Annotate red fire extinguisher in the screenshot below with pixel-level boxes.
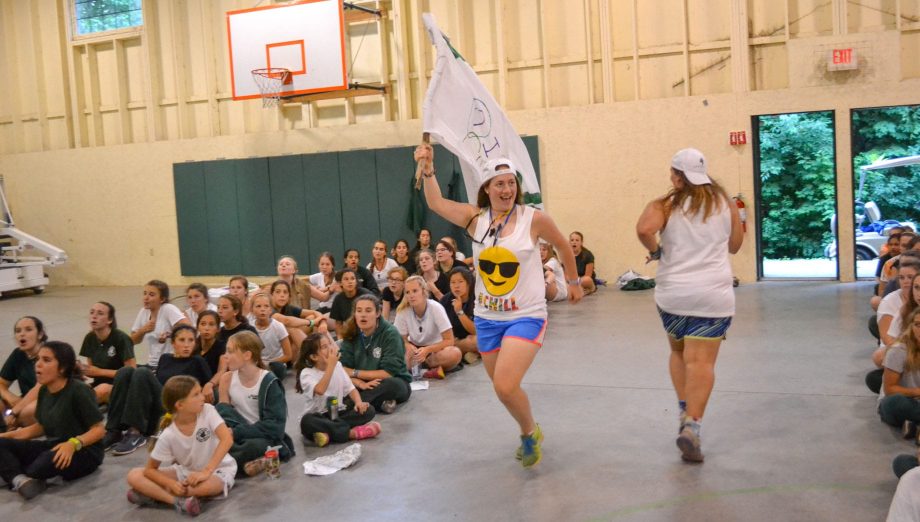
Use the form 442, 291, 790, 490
734, 194, 747, 233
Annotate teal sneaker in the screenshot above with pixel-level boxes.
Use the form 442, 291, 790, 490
515, 423, 543, 461
519, 426, 543, 468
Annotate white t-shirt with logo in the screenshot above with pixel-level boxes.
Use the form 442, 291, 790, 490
150, 403, 236, 476
395, 299, 452, 346
299, 362, 355, 415
254, 319, 289, 362
228, 369, 268, 424
131, 303, 187, 369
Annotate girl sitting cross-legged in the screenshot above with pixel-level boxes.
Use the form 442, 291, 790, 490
125, 375, 236, 516
295, 333, 381, 447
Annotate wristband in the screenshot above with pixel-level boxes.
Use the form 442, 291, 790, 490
423, 169, 435, 178
648, 246, 662, 261
457, 309, 465, 317
69, 437, 83, 451
352, 369, 359, 378
567, 278, 580, 286
3, 408, 13, 418
308, 319, 314, 328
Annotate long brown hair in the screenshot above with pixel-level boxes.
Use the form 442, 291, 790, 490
294, 333, 326, 393
476, 175, 524, 209
899, 308, 920, 373
901, 273, 920, 334
150, 375, 199, 451
660, 169, 730, 222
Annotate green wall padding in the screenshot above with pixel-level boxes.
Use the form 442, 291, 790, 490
303, 152, 344, 267
174, 137, 540, 276
268, 155, 310, 270
203, 160, 242, 275
173, 162, 209, 275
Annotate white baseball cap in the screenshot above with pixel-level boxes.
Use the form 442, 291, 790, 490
481, 157, 517, 188
671, 148, 711, 185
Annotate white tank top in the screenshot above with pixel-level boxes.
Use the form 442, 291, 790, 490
473, 205, 547, 320
229, 370, 267, 424
655, 198, 734, 318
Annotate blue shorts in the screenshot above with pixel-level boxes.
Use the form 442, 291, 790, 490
657, 307, 732, 341
474, 317, 547, 353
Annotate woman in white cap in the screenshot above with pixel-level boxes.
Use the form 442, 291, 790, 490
636, 148, 743, 463
414, 144, 582, 468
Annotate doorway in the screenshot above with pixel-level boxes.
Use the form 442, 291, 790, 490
753, 111, 838, 279
850, 105, 920, 279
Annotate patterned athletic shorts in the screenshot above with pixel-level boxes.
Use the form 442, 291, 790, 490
657, 307, 732, 341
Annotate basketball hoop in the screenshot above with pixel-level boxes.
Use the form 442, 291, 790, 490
251, 68, 291, 108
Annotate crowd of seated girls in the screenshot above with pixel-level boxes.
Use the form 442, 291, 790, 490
852, 226, 920, 515
0, 226, 595, 512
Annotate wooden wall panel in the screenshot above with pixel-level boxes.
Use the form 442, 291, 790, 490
0, 0, 918, 154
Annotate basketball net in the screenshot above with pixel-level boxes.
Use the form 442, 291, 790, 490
251, 68, 291, 108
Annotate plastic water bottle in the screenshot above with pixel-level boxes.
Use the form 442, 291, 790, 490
327, 397, 339, 421
264, 446, 281, 479
411, 364, 421, 381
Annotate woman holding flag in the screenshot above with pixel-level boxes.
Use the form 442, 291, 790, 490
414, 146, 582, 468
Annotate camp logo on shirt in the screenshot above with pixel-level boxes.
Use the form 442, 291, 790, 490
248, 394, 258, 401
372, 347, 382, 359
477, 293, 519, 312
195, 427, 211, 442
107, 346, 116, 357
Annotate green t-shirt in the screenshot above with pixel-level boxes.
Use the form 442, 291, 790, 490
36, 379, 104, 458
80, 329, 135, 385
0, 348, 37, 396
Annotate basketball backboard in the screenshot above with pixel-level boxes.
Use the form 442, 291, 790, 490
227, 0, 347, 101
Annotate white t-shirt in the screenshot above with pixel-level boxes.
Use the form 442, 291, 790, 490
879, 291, 905, 343
888, 466, 920, 521
150, 403, 237, 476
309, 273, 336, 309
299, 361, 355, 415
254, 319, 289, 362
185, 303, 218, 327
132, 303, 187, 369
544, 258, 568, 302
228, 369, 268, 424
366, 259, 399, 290
395, 299, 452, 346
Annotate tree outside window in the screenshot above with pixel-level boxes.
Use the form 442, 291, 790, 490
74, 0, 142, 36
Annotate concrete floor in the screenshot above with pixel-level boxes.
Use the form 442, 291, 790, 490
0, 282, 904, 521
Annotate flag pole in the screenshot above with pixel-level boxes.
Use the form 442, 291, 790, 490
414, 132, 431, 189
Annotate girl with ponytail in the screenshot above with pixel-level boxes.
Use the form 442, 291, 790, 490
126, 375, 235, 516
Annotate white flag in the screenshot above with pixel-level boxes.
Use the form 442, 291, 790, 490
421, 14, 542, 208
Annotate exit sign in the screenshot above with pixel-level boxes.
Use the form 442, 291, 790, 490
827, 48, 858, 71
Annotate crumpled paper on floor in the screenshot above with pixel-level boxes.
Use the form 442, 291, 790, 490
410, 380, 429, 391
302, 443, 362, 476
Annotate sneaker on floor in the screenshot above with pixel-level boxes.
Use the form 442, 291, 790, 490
313, 432, 330, 448
379, 400, 397, 414
463, 352, 480, 365
127, 488, 157, 507
112, 430, 147, 456
351, 421, 382, 440
678, 412, 689, 434
422, 366, 445, 380
520, 428, 543, 468
515, 424, 543, 461
904, 420, 918, 440
677, 426, 704, 463
174, 496, 201, 517
17, 478, 46, 500
103, 429, 124, 452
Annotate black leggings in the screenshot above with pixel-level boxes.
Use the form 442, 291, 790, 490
357, 378, 411, 411
106, 366, 163, 435
300, 406, 377, 443
0, 439, 102, 485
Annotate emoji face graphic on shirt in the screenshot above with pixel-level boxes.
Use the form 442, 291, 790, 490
478, 246, 520, 296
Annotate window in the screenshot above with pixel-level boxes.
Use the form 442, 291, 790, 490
73, 0, 143, 37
